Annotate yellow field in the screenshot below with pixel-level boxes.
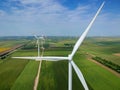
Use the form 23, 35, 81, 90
0, 48, 10, 53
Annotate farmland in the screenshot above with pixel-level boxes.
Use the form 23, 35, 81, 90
80, 37, 120, 65
0, 36, 120, 90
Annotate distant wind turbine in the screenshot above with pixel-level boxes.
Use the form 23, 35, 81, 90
13, 2, 105, 90
34, 35, 45, 56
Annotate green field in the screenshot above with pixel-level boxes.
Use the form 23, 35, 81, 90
0, 57, 28, 90
80, 37, 120, 65
11, 61, 39, 90
0, 40, 28, 48
74, 53, 120, 90
0, 37, 120, 90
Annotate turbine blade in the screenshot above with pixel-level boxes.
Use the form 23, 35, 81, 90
12, 56, 69, 61
71, 61, 89, 90
70, 2, 105, 58
12, 57, 37, 60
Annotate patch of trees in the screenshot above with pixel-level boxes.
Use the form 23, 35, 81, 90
22, 44, 35, 49
0, 56, 6, 59
22, 43, 50, 50
64, 43, 74, 47
47, 47, 72, 51
92, 56, 120, 73
43, 43, 50, 48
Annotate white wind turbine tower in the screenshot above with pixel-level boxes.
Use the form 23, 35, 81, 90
13, 2, 105, 90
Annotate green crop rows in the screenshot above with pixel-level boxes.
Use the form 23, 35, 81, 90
0, 37, 120, 90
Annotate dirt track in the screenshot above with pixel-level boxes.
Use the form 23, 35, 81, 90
114, 53, 120, 57
33, 61, 42, 90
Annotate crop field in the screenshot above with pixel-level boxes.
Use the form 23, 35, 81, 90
0, 56, 28, 90
0, 37, 120, 90
74, 53, 120, 90
80, 37, 120, 65
0, 48, 10, 53
0, 40, 28, 48
0, 38, 29, 55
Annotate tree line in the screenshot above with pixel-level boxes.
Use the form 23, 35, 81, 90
92, 56, 120, 73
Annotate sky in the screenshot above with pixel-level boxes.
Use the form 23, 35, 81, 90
0, 0, 120, 36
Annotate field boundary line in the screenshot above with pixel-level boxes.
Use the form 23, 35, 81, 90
87, 57, 120, 78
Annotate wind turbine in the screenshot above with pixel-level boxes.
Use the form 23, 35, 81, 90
13, 2, 105, 90
34, 35, 45, 56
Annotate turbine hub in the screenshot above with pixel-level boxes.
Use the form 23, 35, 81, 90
68, 54, 72, 61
